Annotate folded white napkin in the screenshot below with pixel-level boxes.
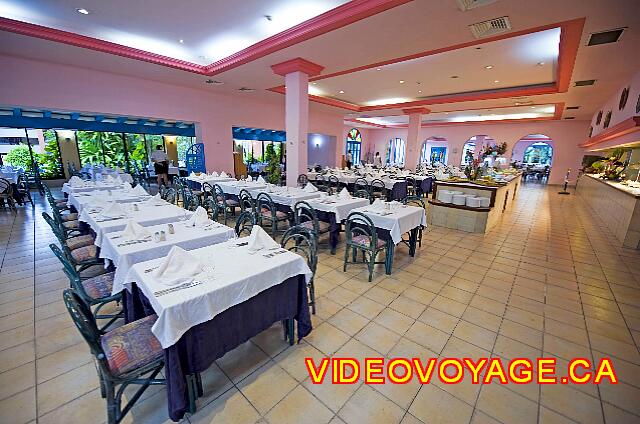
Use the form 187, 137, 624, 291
69, 176, 82, 187
220, 171, 228, 178
338, 187, 350, 199
123, 182, 133, 192
303, 183, 318, 193
146, 193, 163, 205
152, 246, 203, 286
189, 172, 196, 178
211, 171, 219, 177
257, 175, 266, 184
186, 206, 209, 227
121, 220, 151, 241
371, 199, 385, 211
131, 185, 148, 196
99, 202, 126, 218
247, 226, 279, 253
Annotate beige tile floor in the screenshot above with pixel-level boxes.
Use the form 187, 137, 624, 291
1, 183, 639, 424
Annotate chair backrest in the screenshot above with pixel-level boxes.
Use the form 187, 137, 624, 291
62, 289, 107, 365
0, 178, 12, 196
345, 211, 379, 250
406, 176, 416, 189
184, 194, 200, 211
238, 189, 254, 212
353, 189, 372, 203
49, 243, 81, 282
213, 184, 227, 202
370, 179, 386, 198
315, 174, 326, 190
354, 178, 369, 192
403, 195, 425, 209
204, 197, 220, 221
293, 201, 319, 234
256, 192, 275, 213
235, 210, 256, 237
162, 188, 177, 204
281, 225, 318, 277
201, 182, 215, 200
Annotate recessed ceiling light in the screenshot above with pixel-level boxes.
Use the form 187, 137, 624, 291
418, 90, 422, 93
475, 47, 482, 50
484, 65, 493, 69
536, 62, 545, 66
311, 82, 317, 85
451, 75, 459, 79
376, 68, 382, 71
179, 39, 184, 44
530, 106, 536, 109
339, 90, 345, 94
399, 80, 405, 84
76, 8, 90, 15
493, 80, 500, 83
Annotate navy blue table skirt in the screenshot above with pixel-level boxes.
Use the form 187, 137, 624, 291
124, 274, 311, 421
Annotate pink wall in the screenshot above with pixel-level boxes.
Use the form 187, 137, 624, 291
366, 120, 589, 185
308, 133, 336, 167
0, 54, 344, 174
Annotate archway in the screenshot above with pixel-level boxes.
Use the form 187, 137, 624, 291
420, 137, 448, 165
510, 134, 554, 183
460, 135, 496, 166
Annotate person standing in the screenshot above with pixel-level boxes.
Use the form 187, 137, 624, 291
151, 145, 169, 187
346, 150, 353, 169
373, 152, 382, 168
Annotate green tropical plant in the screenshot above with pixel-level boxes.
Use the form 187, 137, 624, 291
264, 143, 281, 184
4, 145, 33, 171
76, 131, 103, 165
36, 130, 64, 178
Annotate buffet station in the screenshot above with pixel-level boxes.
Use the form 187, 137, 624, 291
577, 147, 640, 249
428, 172, 522, 233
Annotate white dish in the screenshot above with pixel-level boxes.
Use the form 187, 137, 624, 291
466, 197, 481, 208
478, 197, 491, 207
452, 194, 467, 205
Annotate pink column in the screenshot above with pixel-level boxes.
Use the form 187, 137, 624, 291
272, 58, 324, 186
402, 107, 429, 170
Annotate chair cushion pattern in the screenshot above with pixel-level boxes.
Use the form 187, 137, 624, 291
301, 220, 330, 232
101, 314, 163, 377
62, 213, 78, 222
66, 234, 95, 250
63, 220, 80, 229
54, 199, 67, 206
261, 209, 288, 219
351, 234, 386, 249
71, 245, 98, 262
82, 271, 115, 299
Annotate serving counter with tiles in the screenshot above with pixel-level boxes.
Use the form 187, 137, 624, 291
576, 174, 640, 249
427, 174, 521, 233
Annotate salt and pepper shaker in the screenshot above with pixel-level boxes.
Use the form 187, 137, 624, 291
154, 232, 161, 242
167, 223, 175, 234
133, 203, 139, 212
160, 231, 166, 241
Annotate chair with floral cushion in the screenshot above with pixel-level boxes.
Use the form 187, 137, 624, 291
354, 177, 369, 194
0, 178, 16, 211
343, 211, 391, 281
46, 215, 102, 272
256, 192, 289, 235
183, 194, 200, 211
161, 187, 176, 204
281, 225, 318, 315
235, 210, 257, 237
204, 197, 220, 222
52, 244, 122, 329
42, 183, 69, 211
353, 189, 372, 203
63, 289, 165, 424
43, 212, 95, 251
214, 184, 240, 224
293, 201, 332, 252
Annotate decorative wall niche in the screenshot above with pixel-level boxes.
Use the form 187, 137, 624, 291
619, 86, 630, 110
603, 111, 612, 129
596, 110, 603, 125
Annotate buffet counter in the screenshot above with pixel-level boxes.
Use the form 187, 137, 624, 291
576, 174, 640, 249
427, 174, 522, 233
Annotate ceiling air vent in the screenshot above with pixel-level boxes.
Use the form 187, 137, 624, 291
566, 106, 580, 110
469, 16, 511, 39
574, 79, 596, 87
587, 28, 624, 46
238, 87, 256, 92
564, 117, 575, 120
456, 0, 498, 11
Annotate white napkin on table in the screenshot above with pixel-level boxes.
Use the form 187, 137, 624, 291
123, 182, 133, 192
338, 187, 350, 199
99, 202, 126, 218
186, 206, 209, 227
247, 226, 279, 253
220, 171, 229, 178
69, 176, 82, 187
257, 175, 266, 184
303, 183, 318, 193
131, 185, 148, 196
152, 246, 203, 286
145, 193, 163, 205
121, 220, 151, 241
371, 199, 385, 211
211, 171, 219, 177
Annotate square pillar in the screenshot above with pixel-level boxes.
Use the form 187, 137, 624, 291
402, 107, 430, 170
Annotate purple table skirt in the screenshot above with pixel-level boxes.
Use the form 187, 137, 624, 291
124, 274, 311, 421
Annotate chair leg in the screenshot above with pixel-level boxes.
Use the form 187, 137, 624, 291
343, 247, 349, 272
105, 380, 117, 424
368, 250, 374, 282
309, 281, 316, 315
288, 318, 295, 345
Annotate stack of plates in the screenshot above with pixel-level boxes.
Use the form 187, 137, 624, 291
452, 194, 468, 205
466, 197, 481, 208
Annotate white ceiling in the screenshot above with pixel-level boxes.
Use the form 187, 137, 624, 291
0, 0, 639, 123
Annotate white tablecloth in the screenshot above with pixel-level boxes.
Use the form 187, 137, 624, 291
216, 181, 266, 196
104, 221, 235, 295
248, 187, 320, 207
124, 239, 312, 348
79, 203, 188, 246
305, 195, 369, 222
0, 171, 19, 184
62, 182, 123, 195
68, 191, 151, 212
185, 175, 235, 187
308, 173, 404, 190
352, 204, 426, 244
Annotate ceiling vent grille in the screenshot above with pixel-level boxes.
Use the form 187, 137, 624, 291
456, 0, 498, 11
574, 80, 596, 87
238, 87, 256, 92
566, 106, 580, 110
469, 16, 511, 38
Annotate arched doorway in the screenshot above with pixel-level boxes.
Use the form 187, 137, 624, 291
460, 135, 496, 166
510, 134, 554, 183
420, 137, 448, 165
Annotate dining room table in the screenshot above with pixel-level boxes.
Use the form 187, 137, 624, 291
102, 220, 235, 294
61, 180, 124, 195
121, 238, 313, 420
185, 174, 236, 190
307, 171, 408, 200
67, 190, 152, 212
350, 202, 426, 272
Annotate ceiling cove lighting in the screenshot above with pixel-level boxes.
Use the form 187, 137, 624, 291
76, 8, 90, 15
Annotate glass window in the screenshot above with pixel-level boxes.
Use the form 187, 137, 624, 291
387, 138, 405, 166
176, 136, 193, 164
145, 135, 165, 163
126, 133, 147, 172
523, 143, 553, 165
76, 131, 103, 166
346, 128, 362, 165
461, 142, 476, 165
101, 132, 126, 169
36, 130, 64, 179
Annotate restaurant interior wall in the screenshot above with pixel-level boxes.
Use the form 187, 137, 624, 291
0, 54, 345, 176
365, 120, 589, 185
308, 133, 337, 168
